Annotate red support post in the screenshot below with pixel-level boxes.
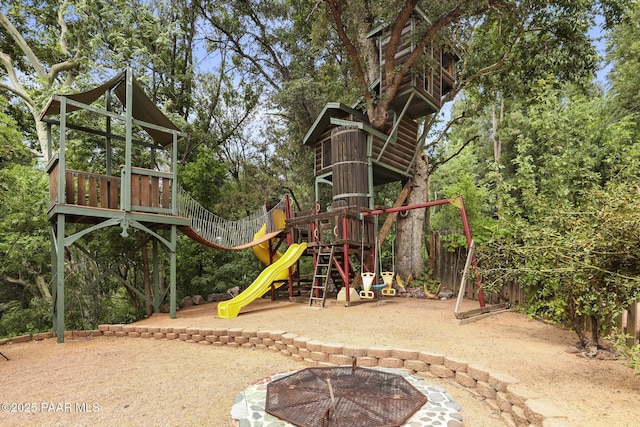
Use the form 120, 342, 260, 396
457, 196, 485, 307
342, 214, 350, 305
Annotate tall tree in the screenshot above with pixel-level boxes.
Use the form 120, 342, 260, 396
0, 0, 186, 161
317, 0, 627, 278
465, 76, 640, 348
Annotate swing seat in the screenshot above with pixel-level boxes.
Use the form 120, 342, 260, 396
359, 290, 375, 299
361, 272, 375, 291
382, 288, 396, 296
360, 272, 376, 299
380, 271, 396, 296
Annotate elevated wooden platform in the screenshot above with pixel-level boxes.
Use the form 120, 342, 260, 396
41, 68, 188, 343
47, 155, 189, 228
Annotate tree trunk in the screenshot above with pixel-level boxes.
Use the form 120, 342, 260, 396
397, 155, 429, 279
36, 275, 52, 303
142, 240, 153, 317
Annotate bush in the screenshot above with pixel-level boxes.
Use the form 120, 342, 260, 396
0, 298, 51, 338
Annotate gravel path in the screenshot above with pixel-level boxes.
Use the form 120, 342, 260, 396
1, 297, 638, 426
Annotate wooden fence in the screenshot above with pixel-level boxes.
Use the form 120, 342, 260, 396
430, 231, 525, 306
430, 231, 640, 345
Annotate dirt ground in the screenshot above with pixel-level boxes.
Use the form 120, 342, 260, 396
1, 297, 639, 426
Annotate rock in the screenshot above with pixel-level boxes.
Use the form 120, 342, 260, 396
228, 286, 240, 297
586, 346, 598, 357
208, 293, 233, 303
595, 350, 617, 360
404, 287, 426, 299
181, 296, 193, 307
565, 345, 581, 354
439, 288, 455, 299
192, 295, 205, 305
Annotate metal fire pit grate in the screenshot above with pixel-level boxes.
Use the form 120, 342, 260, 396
265, 366, 428, 427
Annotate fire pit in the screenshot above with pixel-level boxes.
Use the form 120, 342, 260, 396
265, 366, 426, 426
231, 367, 463, 427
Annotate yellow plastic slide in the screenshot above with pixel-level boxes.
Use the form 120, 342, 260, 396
217, 243, 307, 319
252, 210, 288, 281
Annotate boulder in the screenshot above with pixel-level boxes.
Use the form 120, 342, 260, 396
208, 293, 233, 303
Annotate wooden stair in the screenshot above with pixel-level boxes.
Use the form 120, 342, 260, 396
309, 246, 335, 308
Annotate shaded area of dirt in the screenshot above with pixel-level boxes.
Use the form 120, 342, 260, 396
1, 297, 639, 426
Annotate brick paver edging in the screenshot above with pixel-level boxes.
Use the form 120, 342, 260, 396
2, 326, 568, 427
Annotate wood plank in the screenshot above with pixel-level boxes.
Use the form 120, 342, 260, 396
377, 180, 412, 246
455, 303, 508, 319
140, 175, 150, 207
110, 177, 119, 209
100, 177, 108, 208
66, 171, 75, 204
162, 179, 171, 209
49, 164, 59, 202
89, 176, 98, 207
77, 174, 86, 206
151, 176, 160, 207
131, 174, 140, 208
626, 302, 639, 347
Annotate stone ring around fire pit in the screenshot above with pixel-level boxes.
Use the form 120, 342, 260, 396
231, 367, 462, 427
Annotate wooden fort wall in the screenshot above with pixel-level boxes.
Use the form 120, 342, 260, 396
375, 15, 457, 118
313, 114, 418, 185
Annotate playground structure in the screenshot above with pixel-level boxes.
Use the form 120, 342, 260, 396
284, 7, 463, 307
42, 9, 477, 340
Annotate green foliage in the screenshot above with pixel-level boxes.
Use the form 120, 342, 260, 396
0, 96, 33, 168
478, 184, 640, 332
0, 298, 51, 338
607, 328, 640, 377
177, 238, 262, 297
441, 0, 640, 346
178, 147, 228, 211
430, 173, 497, 248
0, 164, 50, 298
607, 1, 640, 112
2, 0, 636, 345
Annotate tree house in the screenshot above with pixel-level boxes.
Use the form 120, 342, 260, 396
303, 8, 458, 212
293, 7, 459, 304
368, 6, 458, 120
40, 68, 189, 343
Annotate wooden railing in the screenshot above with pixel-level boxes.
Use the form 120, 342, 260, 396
48, 157, 120, 209
47, 156, 175, 214
287, 207, 374, 248
126, 166, 173, 214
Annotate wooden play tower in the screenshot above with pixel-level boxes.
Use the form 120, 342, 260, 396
41, 68, 189, 343
289, 7, 457, 305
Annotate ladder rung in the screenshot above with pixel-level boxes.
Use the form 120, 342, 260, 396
309, 246, 333, 308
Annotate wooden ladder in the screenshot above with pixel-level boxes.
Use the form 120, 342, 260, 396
309, 245, 335, 308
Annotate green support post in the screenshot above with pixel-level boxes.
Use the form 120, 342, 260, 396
55, 215, 66, 343
50, 223, 57, 335
169, 225, 177, 318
